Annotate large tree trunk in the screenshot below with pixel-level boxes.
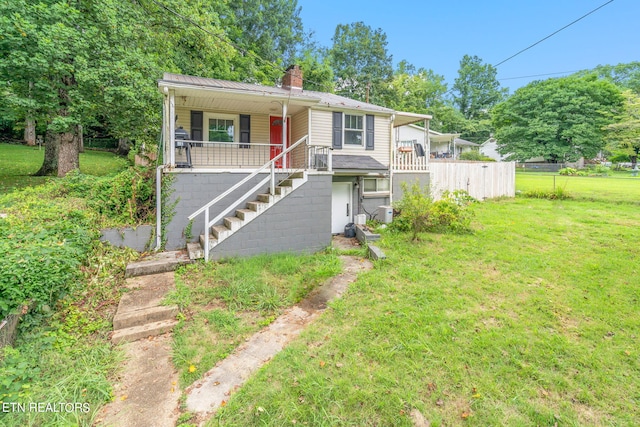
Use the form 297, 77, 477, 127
117, 137, 130, 156
35, 129, 80, 177
24, 118, 36, 146
78, 124, 84, 153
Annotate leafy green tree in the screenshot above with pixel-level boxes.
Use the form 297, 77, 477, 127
222, 0, 305, 84
453, 55, 508, 120
329, 22, 393, 103
575, 62, 640, 94
603, 90, 640, 167
295, 48, 334, 92
382, 60, 448, 115
0, 0, 239, 176
492, 75, 623, 162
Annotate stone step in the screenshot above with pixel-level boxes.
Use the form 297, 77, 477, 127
257, 193, 275, 203
113, 305, 178, 330
125, 251, 191, 278
236, 208, 257, 221
274, 186, 291, 196
223, 216, 243, 231
246, 200, 269, 213
111, 319, 179, 344
199, 234, 218, 250
211, 224, 232, 241
279, 178, 294, 187
289, 171, 305, 179
187, 242, 204, 260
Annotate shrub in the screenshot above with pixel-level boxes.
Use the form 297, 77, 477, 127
0, 167, 155, 320
588, 164, 611, 176
559, 167, 578, 175
390, 183, 475, 240
459, 151, 495, 161
520, 187, 571, 200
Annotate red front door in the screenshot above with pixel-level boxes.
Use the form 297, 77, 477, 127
270, 116, 289, 167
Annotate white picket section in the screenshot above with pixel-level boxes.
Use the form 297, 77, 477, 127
428, 161, 516, 200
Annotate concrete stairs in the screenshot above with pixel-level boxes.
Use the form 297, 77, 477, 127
188, 171, 307, 260
112, 252, 191, 344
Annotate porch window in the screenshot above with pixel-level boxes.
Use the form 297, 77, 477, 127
208, 118, 234, 142
363, 178, 389, 194
344, 114, 364, 146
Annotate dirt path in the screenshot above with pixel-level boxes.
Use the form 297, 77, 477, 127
95, 334, 180, 427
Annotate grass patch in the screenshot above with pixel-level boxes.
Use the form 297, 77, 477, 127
516, 171, 640, 203
210, 198, 640, 426
0, 142, 128, 194
1, 243, 139, 426
167, 252, 342, 388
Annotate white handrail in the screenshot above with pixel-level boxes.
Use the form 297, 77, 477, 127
188, 135, 308, 221
189, 135, 308, 260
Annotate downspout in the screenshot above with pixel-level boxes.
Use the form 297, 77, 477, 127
389, 114, 395, 205
155, 96, 167, 251
155, 165, 163, 251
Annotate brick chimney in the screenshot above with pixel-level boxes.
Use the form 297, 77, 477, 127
282, 65, 303, 91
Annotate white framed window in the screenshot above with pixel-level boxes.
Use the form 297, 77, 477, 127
344, 114, 364, 146
205, 113, 237, 142
363, 178, 390, 195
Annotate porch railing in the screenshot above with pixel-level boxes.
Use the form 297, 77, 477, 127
174, 140, 333, 170
188, 135, 330, 260
393, 141, 429, 171
175, 141, 281, 168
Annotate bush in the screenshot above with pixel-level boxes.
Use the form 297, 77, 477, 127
390, 183, 475, 240
459, 151, 495, 161
559, 167, 578, 175
520, 187, 571, 200
0, 167, 155, 319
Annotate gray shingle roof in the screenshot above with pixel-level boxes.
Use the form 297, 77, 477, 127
332, 155, 387, 171
159, 73, 394, 114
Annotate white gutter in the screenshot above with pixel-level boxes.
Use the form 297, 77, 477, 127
155, 165, 163, 251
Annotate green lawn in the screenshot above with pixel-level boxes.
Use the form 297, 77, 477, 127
0, 142, 129, 194
207, 197, 640, 426
516, 171, 640, 203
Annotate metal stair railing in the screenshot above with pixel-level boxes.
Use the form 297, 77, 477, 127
188, 135, 309, 261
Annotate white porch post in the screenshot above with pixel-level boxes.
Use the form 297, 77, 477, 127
281, 102, 288, 169
169, 90, 176, 167
425, 120, 430, 169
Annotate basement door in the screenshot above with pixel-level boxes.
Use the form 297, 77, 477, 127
331, 182, 352, 234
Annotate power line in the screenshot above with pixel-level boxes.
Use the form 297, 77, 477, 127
498, 69, 584, 81
493, 0, 615, 68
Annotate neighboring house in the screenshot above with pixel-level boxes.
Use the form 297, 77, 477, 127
450, 138, 480, 158
396, 124, 480, 159
479, 138, 506, 161
395, 124, 459, 158
157, 66, 431, 260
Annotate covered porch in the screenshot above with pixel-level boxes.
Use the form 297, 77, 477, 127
392, 112, 433, 171
159, 73, 331, 171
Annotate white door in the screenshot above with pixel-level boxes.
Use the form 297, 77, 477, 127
332, 182, 352, 234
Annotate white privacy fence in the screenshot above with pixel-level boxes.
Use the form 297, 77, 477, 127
428, 161, 516, 200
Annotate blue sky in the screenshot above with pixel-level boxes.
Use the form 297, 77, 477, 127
297, 0, 639, 93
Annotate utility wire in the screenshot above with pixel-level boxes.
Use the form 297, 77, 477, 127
493, 0, 615, 68
498, 69, 584, 81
